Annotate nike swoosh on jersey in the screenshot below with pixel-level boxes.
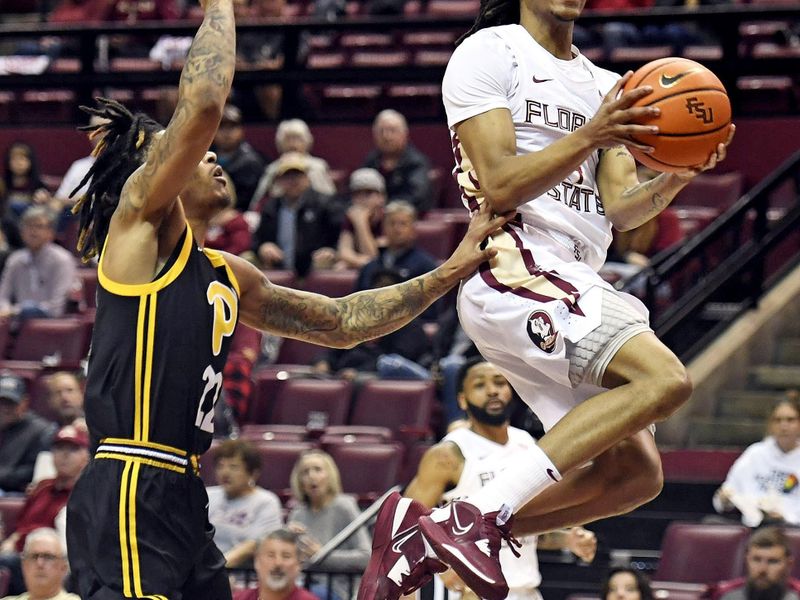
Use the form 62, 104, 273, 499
659, 70, 699, 88
532, 76, 553, 83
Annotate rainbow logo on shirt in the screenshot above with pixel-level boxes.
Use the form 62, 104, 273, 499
784, 474, 798, 493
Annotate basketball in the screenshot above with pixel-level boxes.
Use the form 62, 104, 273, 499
621, 57, 732, 173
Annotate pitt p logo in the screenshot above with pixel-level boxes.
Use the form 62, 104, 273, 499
207, 281, 238, 356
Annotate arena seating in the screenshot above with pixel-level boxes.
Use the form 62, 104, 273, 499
349, 379, 436, 439
324, 441, 405, 504
653, 522, 749, 584
270, 378, 353, 427
7, 318, 89, 366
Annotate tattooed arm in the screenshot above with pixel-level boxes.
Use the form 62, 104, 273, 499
599, 123, 736, 232
121, 0, 235, 221
228, 203, 509, 347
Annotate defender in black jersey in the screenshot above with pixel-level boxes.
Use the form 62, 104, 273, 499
64, 3, 505, 598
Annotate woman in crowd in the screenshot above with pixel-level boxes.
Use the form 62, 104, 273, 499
713, 391, 800, 527
287, 450, 370, 600
2, 142, 51, 220
601, 567, 655, 600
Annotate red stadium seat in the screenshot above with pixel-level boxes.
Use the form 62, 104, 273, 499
0, 496, 26, 534
660, 449, 741, 482
307, 51, 348, 69
401, 30, 458, 47
254, 440, 318, 498
18, 90, 75, 124
10, 318, 89, 365
262, 270, 297, 289
425, 0, 479, 16
415, 220, 456, 261
240, 424, 309, 442
247, 366, 310, 424
320, 84, 382, 119
320, 425, 394, 445
383, 85, 443, 120
76, 268, 99, 310
673, 172, 744, 209
338, 33, 394, 49
301, 270, 358, 298
654, 522, 749, 584
737, 76, 795, 114
274, 338, 328, 366
673, 206, 722, 238
399, 441, 434, 485
349, 380, 436, 439
350, 50, 410, 68
271, 378, 353, 427
325, 441, 404, 503
609, 45, 673, 62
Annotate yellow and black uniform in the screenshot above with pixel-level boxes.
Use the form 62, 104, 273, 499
67, 225, 239, 600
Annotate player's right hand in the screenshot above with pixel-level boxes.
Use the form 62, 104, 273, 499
585, 71, 660, 153
442, 202, 513, 280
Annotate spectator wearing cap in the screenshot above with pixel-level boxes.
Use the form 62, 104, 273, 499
212, 104, 267, 212
335, 168, 387, 270
362, 110, 433, 214
0, 373, 52, 494
0, 206, 77, 324
0, 425, 88, 595
2, 527, 79, 600
252, 152, 344, 277
251, 119, 336, 210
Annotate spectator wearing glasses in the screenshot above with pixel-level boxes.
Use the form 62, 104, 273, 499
1, 527, 79, 600
0, 425, 89, 595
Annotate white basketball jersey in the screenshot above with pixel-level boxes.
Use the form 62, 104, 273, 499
441, 426, 541, 594
442, 24, 620, 272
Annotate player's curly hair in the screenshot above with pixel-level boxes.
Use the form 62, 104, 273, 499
70, 97, 163, 262
457, 0, 519, 45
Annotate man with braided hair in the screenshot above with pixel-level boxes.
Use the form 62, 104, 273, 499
358, 0, 737, 598
64, 1, 508, 598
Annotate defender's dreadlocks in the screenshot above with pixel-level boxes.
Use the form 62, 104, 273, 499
457, 0, 520, 45
70, 97, 163, 262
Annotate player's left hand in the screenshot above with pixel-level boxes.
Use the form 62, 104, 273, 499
566, 527, 597, 563
672, 123, 736, 181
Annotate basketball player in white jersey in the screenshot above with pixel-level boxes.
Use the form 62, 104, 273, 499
357, 0, 736, 597
405, 358, 597, 600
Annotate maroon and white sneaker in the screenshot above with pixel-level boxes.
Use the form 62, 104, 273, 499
357, 491, 447, 600
418, 500, 521, 600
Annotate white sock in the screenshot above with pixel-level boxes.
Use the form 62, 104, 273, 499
433, 444, 561, 518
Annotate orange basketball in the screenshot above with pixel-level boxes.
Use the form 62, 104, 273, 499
622, 57, 732, 173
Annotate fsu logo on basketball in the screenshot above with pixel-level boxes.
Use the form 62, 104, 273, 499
527, 310, 558, 354
685, 97, 714, 124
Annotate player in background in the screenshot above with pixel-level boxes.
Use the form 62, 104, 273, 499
406, 358, 597, 600
358, 0, 736, 596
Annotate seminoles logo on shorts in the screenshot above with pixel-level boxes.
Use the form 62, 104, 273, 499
527, 310, 558, 354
